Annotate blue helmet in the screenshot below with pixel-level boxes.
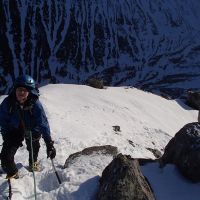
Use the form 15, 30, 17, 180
14, 75, 36, 89
14, 75, 39, 96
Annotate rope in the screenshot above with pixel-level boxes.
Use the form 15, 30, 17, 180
18, 107, 37, 199
29, 130, 37, 200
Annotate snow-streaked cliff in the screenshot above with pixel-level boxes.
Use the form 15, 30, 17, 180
0, 0, 200, 97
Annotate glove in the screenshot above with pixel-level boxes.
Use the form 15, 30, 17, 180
46, 140, 56, 159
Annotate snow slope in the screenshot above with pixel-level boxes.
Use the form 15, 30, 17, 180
0, 84, 198, 199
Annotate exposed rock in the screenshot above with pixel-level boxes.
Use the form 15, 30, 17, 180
97, 154, 155, 200
61, 145, 118, 199
160, 122, 200, 182
146, 148, 162, 158
64, 145, 118, 168
87, 78, 104, 89
186, 91, 200, 110
112, 125, 121, 132
127, 139, 135, 147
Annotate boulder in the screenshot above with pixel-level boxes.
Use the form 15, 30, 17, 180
64, 145, 118, 168
186, 91, 200, 110
160, 122, 200, 182
87, 78, 104, 89
97, 154, 155, 200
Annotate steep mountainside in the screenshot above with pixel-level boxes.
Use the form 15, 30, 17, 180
0, 0, 200, 97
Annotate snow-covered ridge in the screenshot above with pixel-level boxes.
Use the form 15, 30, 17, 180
0, 84, 198, 199
39, 84, 197, 158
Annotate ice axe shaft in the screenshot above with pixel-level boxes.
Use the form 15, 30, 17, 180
51, 159, 62, 184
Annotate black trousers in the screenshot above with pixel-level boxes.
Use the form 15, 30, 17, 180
25, 137, 41, 165
0, 134, 41, 176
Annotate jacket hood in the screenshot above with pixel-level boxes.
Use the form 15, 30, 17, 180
10, 86, 40, 98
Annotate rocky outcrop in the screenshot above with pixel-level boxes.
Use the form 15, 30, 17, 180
97, 154, 155, 200
64, 145, 118, 168
160, 122, 200, 182
86, 78, 104, 89
186, 91, 200, 110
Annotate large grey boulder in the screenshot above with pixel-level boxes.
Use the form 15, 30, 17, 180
97, 154, 155, 200
160, 122, 200, 182
86, 78, 104, 89
186, 91, 200, 110
64, 145, 118, 168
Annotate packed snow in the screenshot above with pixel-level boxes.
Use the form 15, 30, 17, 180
0, 84, 199, 200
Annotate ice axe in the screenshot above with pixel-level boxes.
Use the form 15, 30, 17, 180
51, 159, 62, 184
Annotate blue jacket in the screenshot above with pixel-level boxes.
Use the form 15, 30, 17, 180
0, 91, 51, 142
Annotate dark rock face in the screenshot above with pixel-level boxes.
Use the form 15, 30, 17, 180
161, 122, 200, 182
186, 91, 200, 110
0, 0, 200, 98
87, 78, 104, 89
97, 154, 155, 200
